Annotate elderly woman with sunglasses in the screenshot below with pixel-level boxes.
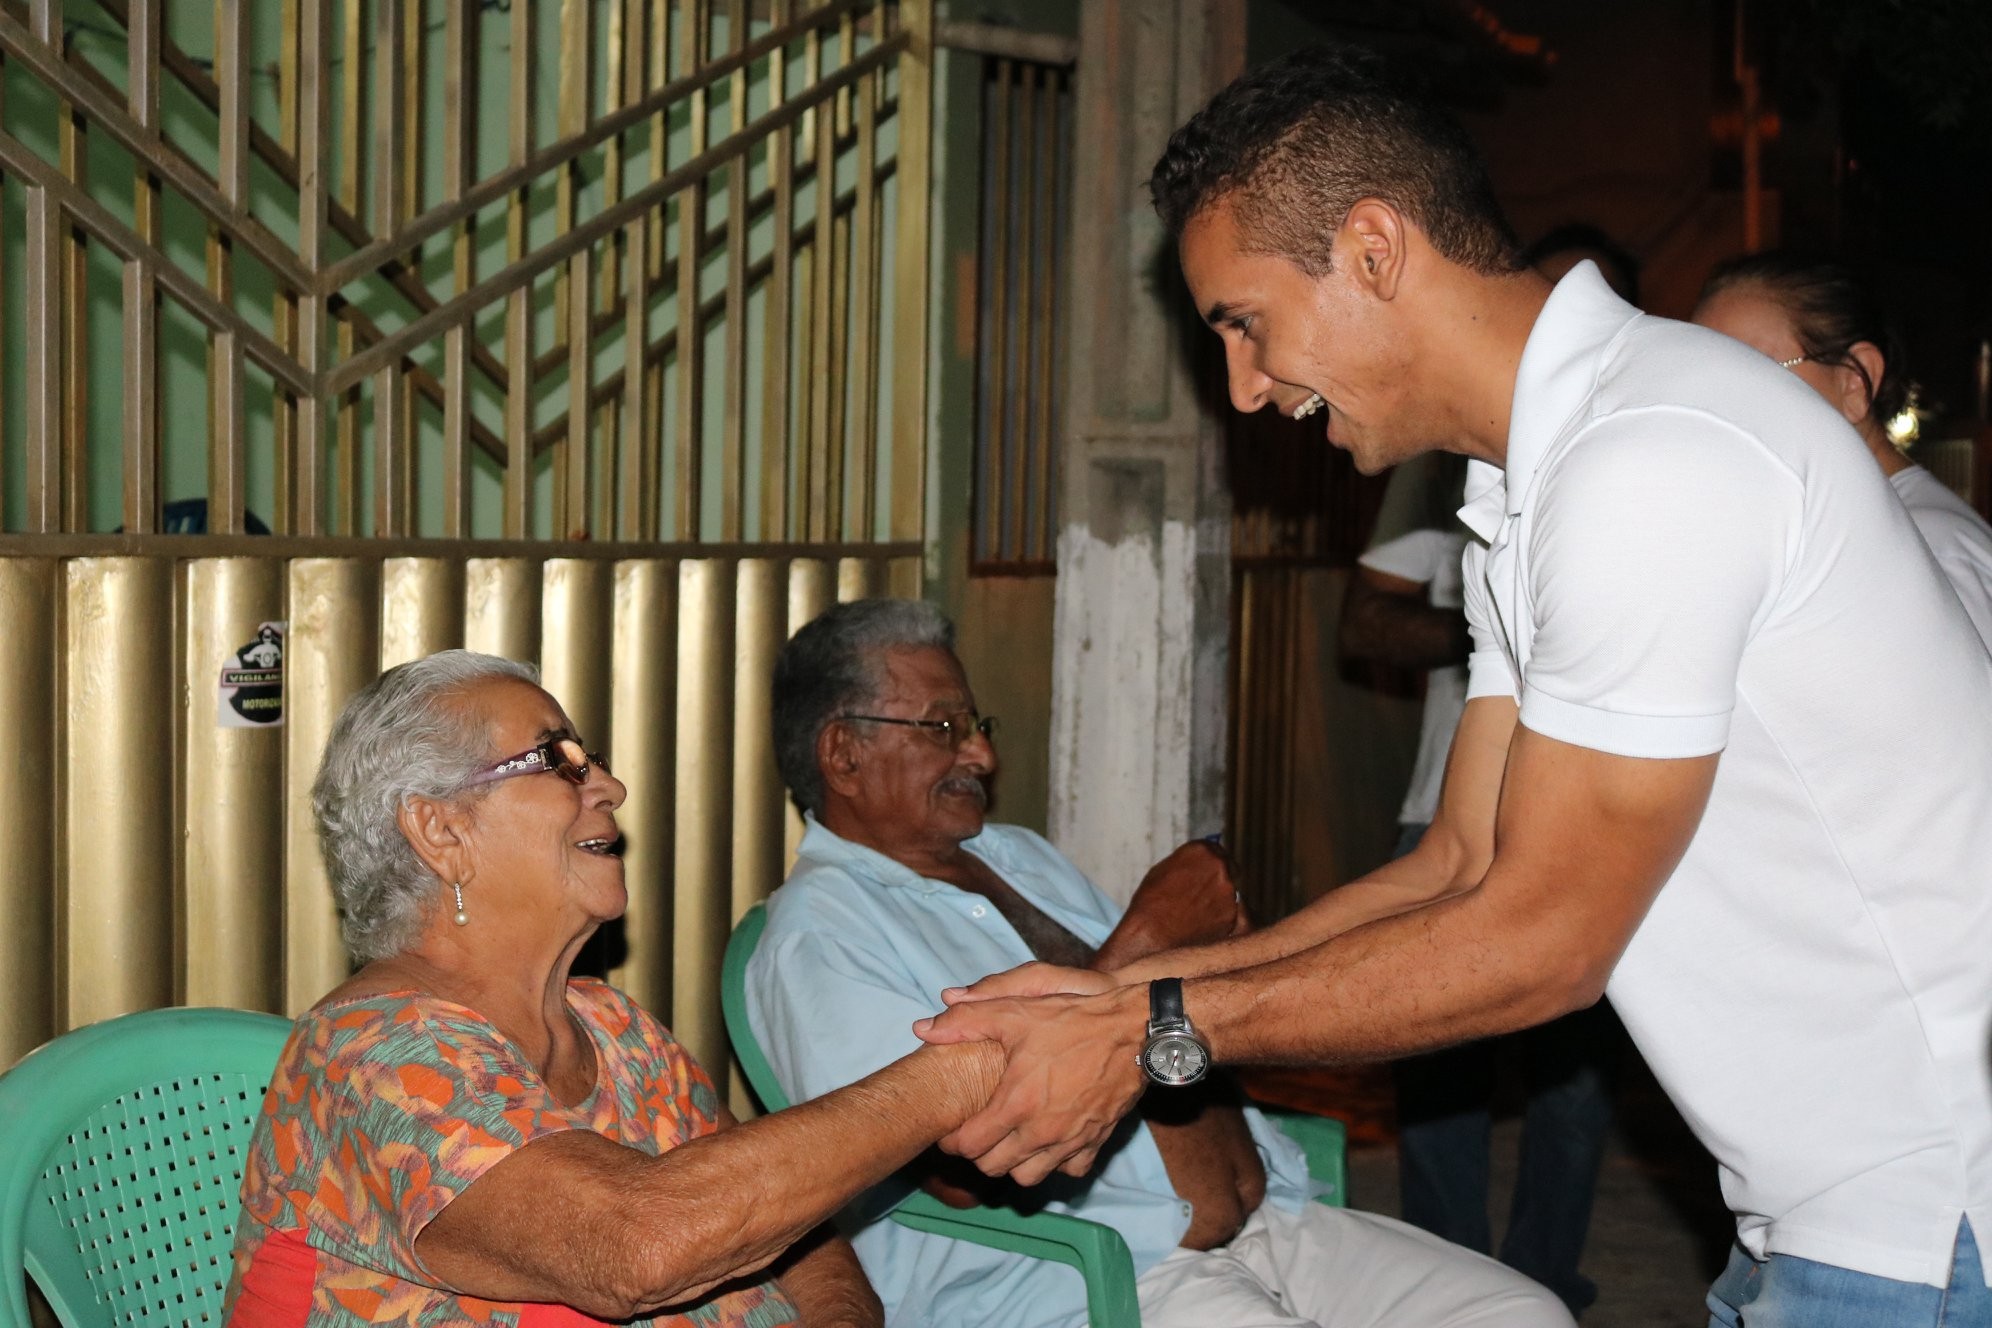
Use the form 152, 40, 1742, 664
223, 650, 1000, 1328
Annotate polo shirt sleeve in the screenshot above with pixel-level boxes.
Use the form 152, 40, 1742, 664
1519, 413, 1797, 758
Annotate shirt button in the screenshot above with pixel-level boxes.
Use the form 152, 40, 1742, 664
1180, 1202, 1193, 1218
971, 904, 987, 918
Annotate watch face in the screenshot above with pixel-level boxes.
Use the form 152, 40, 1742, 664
1142, 1033, 1209, 1086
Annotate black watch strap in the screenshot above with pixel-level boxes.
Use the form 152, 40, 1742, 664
1149, 977, 1187, 1029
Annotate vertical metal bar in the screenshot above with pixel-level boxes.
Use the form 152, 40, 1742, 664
824, 204, 851, 540
728, 554, 784, 1116
465, 558, 543, 661
401, 0, 423, 260
182, 559, 285, 1011
1031, 68, 1063, 562
718, 0, 750, 540
59, 89, 88, 533
285, 558, 378, 1011
124, 0, 163, 536
441, 0, 477, 538
889, 0, 935, 543
375, 362, 410, 536
1007, 64, 1037, 561
553, 0, 592, 355
216, 0, 249, 205
601, 0, 632, 309
340, 0, 364, 218
674, 558, 735, 1074
295, 0, 331, 536
984, 61, 1012, 559
837, 555, 883, 602
646, 0, 669, 285
24, 186, 62, 534
759, 0, 794, 542
564, 246, 595, 538
280, 0, 300, 153
782, 557, 833, 864
373, 0, 404, 257
0, 560, 57, 1065
848, 64, 880, 539
335, 318, 361, 534
505, 0, 536, 539
63, 558, 174, 1028
210, 335, 247, 535
674, 0, 711, 540
804, 70, 836, 541
621, 218, 652, 541
608, 557, 676, 1015
379, 557, 465, 669
540, 559, 613, 760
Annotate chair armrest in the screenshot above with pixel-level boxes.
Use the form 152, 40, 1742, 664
1255, 1105, 1349, 1208
889, 1192, 1140, 1328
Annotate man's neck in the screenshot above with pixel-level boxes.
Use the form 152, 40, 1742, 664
1418, 266, 1554, 469
819, 805, 975, 883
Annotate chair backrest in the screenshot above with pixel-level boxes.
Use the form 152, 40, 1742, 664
0, 1007, 295, 1328
720, 901, 793, 1113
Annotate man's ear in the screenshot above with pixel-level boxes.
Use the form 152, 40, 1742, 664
1341, 198, 1408, 301
818, 721, 866, 800
398, 795, 474, 886
1838, 341, 1888, 427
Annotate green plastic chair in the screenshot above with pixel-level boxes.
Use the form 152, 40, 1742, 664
721, 901, 1348, 1328
0, 1006, 294, 1328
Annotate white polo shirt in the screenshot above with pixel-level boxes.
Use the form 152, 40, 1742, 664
1459, 262, 1992, 1285
1891, 464, 1992, 651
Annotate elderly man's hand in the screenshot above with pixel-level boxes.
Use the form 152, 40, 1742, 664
913, 977, 1149, 1185
1103, 841, 1249, 967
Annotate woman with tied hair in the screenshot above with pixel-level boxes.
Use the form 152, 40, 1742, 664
1694, 252, 1992, 647
224, 649, 1000, 1327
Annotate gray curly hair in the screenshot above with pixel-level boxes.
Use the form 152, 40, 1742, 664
772, 598, 955, 815
312, 649, 539, 962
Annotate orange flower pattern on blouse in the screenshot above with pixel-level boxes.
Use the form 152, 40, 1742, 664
224, 979, 800, 1328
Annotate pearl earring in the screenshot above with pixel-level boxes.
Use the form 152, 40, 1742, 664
452, 882, 469, 927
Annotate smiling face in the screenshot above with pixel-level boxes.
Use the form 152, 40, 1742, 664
1180, 200, 1429, 474
820, 645, 996, 856
450, 676, 630, 931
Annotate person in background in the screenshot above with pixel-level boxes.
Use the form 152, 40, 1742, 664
749, 599, 1572, 1328
1694, 252, 1992, 648
1336, 228, 1638, 1317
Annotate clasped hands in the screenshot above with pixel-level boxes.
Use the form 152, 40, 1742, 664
911, 840, 1248, 1186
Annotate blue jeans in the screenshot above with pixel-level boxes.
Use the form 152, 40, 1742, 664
1706, 1220, 1992, 1327
1391, 822, 1618, 1316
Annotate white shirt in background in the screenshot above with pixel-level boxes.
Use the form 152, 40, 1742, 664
1890, 464, 1992, 650
1357, 527, 1469, 826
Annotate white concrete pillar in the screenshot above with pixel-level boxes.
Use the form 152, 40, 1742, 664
1049, 0, 1243, 901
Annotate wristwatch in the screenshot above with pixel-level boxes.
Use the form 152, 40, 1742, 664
1139, 978, 1211, 1086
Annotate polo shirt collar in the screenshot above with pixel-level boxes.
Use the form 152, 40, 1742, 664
796, 813, 1003, 895
1457, 260, 1641, 541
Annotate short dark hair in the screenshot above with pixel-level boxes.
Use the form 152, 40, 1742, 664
1148, 45, 1519, 277
1697, 251, 1909, 425
1521, 223, 1642, 305
771, 598, 955, 815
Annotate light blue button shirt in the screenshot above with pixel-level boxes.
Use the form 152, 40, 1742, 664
746, 818, 1311, 1328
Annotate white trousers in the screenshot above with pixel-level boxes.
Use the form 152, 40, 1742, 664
1134, 1203, 1576, 1328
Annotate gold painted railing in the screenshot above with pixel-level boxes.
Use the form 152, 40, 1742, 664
0, 0, 937, 1091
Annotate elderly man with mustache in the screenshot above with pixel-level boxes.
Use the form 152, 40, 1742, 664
745, 598, 1568, 1328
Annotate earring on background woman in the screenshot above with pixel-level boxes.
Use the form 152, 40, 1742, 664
452, 882, 468, 927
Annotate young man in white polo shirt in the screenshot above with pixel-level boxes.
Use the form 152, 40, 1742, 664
914, 45, 1992, 1324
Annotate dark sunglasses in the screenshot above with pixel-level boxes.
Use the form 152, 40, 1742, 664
468, 736, 609, 787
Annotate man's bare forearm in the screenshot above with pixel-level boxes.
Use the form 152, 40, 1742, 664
1341, 576, 1471, 670
1111, 830, 1475, 986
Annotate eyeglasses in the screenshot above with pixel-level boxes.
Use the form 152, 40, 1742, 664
468, 735, 609, 787
839, 711, 998, 748
1776, 354, 1811, 369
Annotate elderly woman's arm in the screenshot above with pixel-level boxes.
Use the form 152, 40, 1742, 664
417, 1040, 998, 1321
